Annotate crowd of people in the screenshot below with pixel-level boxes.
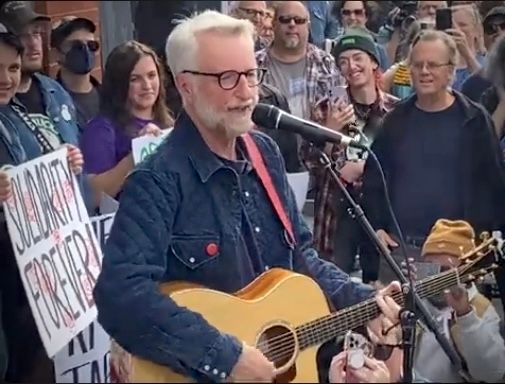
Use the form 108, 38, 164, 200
0, 0, 505, 382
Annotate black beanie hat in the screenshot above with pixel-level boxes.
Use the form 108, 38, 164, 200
332, 29, 380, 64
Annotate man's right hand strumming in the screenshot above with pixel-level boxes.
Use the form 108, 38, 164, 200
229, 343, 277, 382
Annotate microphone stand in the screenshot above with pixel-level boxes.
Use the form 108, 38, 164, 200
314, 147, 471, 383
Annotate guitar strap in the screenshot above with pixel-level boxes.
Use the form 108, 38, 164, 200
242, 133, 296, 247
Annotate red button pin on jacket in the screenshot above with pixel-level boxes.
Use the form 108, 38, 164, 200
206, 243, 219, 257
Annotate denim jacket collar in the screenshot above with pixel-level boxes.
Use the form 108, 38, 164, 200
173, 111, 229, 183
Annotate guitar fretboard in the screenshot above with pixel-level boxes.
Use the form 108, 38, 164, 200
295, 267, 469, 350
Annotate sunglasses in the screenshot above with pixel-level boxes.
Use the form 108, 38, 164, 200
277, 15, 308, 25
67, 40, 100, 52
484, 20, 505, 35
341, 9, 365, 17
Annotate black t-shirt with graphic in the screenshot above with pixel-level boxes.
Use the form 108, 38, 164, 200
16, 78, 63, 151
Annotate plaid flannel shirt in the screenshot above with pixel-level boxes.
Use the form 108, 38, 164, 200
301, 89, 398, 256
256, 43, 345, 118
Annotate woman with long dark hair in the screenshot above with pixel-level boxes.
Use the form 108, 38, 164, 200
81, 40, 173, 199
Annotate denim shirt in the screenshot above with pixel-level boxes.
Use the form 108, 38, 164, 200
93, 111, 374, 382
307, 1, 340, 47
0, 73, 92, 210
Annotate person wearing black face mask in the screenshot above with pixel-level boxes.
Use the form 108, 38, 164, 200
51, 16, 100, 131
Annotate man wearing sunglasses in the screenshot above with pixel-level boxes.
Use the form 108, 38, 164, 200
334, 1, 390, 70
51, 16, 100, 131
256, 1, 344, 124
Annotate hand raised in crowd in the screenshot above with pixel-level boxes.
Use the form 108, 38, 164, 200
138, 122, 164, 137
229, 343, 277, 382
0, 170, 12, 203
329, 351, 391, 383
65, 144, 84, 176
326, 99, 355, 132
377, 229, 399, 250
445, 28, 472, 59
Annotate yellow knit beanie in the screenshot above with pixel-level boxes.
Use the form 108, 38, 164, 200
421, 219, 476, 259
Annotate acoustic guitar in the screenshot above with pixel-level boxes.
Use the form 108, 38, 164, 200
115, 237, 500, 383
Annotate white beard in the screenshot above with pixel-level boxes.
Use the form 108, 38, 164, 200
193, 92, 258, 138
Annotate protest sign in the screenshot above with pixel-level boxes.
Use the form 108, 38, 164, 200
2, 148, 102, 357
53, 213, 116, 383
90, 213, 115, 250
53, 320, 110, 383
131, 130, 171, 165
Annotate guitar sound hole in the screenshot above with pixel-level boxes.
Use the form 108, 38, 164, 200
257, 325, 297, 369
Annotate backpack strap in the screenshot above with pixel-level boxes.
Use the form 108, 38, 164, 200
242, 133, 296, 247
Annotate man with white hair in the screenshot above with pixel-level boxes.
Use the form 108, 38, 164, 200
93, 10, 400, 383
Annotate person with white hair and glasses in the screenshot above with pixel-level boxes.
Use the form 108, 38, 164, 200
93, 9, 401, 383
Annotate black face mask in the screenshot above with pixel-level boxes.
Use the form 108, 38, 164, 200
63, 41, 97, 75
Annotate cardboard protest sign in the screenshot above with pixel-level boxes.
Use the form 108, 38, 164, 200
53, 213, 116, 383
2, 148, 102, 357
53, 320, 110, 383
131, 130, 171, 165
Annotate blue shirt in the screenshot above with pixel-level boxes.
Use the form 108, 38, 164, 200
93, 111, 374, 382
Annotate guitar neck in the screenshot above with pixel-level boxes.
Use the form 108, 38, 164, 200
296, 269, 462, 350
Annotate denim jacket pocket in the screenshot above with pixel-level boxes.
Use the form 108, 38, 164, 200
171, 235, 221, 270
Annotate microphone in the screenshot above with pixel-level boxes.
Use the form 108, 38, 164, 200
252, 103, 367, 150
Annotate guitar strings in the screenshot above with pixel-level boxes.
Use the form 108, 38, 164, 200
258, 265, 484, 363
256, 266, 461, 353
263, 273, 466, 363
258, 254, 486, 354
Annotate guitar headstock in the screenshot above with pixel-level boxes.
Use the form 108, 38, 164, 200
459, 235, 502, 284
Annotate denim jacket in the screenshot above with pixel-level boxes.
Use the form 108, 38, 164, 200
93, 111, 374, 382
0, 73, 92, 209
307, 1, 340, 47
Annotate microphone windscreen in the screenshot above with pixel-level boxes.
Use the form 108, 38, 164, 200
252, 103, 279, 130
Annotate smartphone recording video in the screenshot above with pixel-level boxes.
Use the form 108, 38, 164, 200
436, 8, 452, 30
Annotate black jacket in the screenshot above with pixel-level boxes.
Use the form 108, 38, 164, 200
362, 91, 505, 235
258, 83, 304, 173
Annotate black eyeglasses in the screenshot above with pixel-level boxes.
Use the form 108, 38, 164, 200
341, 9, 365, 17
278, 15, 308, 25
484, 20, 505, 35
182, 68, 267, 90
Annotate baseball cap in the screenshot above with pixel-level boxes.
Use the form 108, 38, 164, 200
0, 1, 50, 35
51, 16, 96, 48
484, 6, 505, 25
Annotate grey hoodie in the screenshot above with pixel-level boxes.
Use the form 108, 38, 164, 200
414, 286, 505, 383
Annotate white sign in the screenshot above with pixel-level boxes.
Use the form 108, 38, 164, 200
287, 172, 310, 211
54, 213, 116, 383
53, 320, 110, 383
132, 130, 171, 165
2, 148, 102, 357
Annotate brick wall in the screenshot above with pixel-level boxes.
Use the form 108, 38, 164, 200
33, 0, 102, 80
